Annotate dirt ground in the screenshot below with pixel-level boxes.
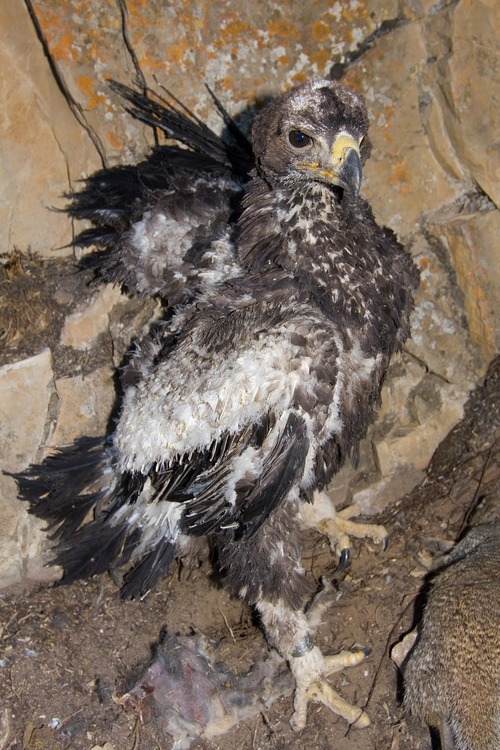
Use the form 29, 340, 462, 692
0, 256, 499, 750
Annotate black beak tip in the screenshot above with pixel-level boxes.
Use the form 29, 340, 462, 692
341, 148, 362, 195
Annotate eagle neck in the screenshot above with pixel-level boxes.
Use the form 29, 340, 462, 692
236, 175, 417, 358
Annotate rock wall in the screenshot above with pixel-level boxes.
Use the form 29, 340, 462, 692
0, 0, 498, 587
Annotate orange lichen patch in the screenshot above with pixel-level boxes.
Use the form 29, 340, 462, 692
126, 0, 157, 29
316, 0, 374, 46
383, 103, 395, 121
34, 0, 121, 66
381, 125, 394, 143
127, 0, 163, 30
291, 71, 308, 84
127, 0, 149, 15
379, 103, 395, 142
50, 29, 78, 63
33, 4, 78, 63
309, 48, 331, 70
136, 56, 168, 72
33, 0, 384, 130
164, 38, 193, 67
210, 11, 254, 56
221, 18, 252, 40
218, 75, 235, 92
336, 0, 371, 37
76, 76, 107, 110
278, 54, 290, 66
106, 129, 126, 150
312, 21, 330, 43
342, 68, 366, 94
267, 20, 299, 41
389, 162, 411, 194
121, 1, 211, 71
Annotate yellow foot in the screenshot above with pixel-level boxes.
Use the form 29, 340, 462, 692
300, 492, 388, 566
289, 644, 371, 731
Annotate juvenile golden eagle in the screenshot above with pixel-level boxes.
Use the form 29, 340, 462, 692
16, 79, 419, 730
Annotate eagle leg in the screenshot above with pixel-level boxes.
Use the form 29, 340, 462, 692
300, 492, 388, 566
256, 590, 371, 732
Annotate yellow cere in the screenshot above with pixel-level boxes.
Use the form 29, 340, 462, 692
330, 133, 360, 167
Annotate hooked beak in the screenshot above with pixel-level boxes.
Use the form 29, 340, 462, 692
299, 133, 362, 195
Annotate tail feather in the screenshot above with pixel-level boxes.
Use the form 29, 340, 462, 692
120, 539, 176, 599
10, 437, 179, 596
14, 437, 115, 534
53, 519, 128, 584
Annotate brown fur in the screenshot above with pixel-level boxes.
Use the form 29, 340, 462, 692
404, 523, 500, 750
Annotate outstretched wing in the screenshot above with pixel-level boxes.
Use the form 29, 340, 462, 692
107, 81, 253, 175
67, 82, 253, 301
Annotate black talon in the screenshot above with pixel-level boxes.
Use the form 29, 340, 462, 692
382, 535, 389, 551
336, 547, 350, 573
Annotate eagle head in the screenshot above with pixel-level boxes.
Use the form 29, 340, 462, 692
252, 79, 372, 194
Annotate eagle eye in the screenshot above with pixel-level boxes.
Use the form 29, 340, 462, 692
288, 130, 312, 149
